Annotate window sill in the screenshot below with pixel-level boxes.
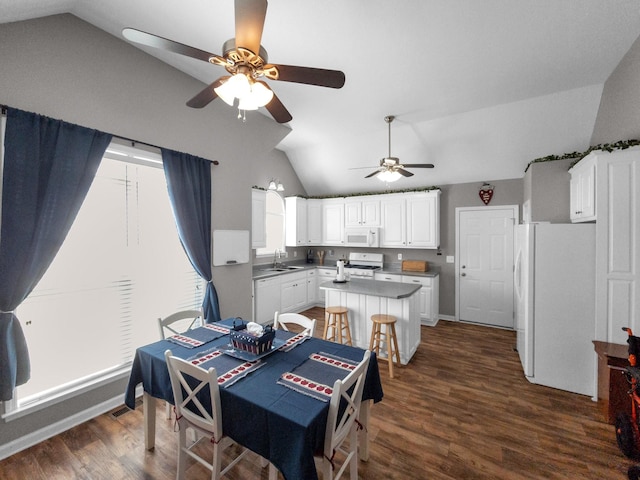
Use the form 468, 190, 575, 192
2, 365, 131, 422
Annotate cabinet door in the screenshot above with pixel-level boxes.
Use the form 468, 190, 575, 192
285, 197, 307, 246
281, 272, 307, 312
406, 192, 439, 248
306, 270, 317, 304
317, 268, 335, 302
344, 200, 361, 227
322, 200, 345, 246
251, 189, 266, 248
254, 277, 280, 324
361, 198, 381, 225
307, 199, 323, 245
380, 196, 406, 247
570, 156, 596, 223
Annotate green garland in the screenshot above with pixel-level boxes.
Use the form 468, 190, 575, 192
524, 139, 640, 172
288, 185, 441, 200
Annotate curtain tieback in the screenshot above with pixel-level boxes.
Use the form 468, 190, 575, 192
0, 309, 15, 314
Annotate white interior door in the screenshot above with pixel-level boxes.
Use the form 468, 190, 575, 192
456, 206, 517, 328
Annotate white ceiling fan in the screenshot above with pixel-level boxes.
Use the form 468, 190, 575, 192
363, 116, 434, 182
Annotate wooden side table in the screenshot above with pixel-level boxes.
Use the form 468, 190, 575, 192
593, 340, 631, 424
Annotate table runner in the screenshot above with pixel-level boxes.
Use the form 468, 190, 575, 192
278, 332, 311, 352
277, 352, 360, 401
166, 323, 230, 349
187, 347, 264, 388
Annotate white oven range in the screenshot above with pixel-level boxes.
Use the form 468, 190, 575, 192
343, 252, 383, 280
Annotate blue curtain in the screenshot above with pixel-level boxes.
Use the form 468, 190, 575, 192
0, 108, 112, 401
161, 148, 221, 323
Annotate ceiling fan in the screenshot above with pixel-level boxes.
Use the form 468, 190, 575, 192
363, 116, 434, 182
122, 0, 345, 123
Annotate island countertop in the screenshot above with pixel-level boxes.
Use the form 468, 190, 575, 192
319, 278, 421, 299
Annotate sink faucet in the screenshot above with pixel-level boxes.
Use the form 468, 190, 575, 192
273, 249, 281, 268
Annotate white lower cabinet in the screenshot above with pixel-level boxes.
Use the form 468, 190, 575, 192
317, 268, 336, 303
401, 275, 439, 326
254, 276, 281, 324
280, 271, 307, 313
254, 269, 325, 324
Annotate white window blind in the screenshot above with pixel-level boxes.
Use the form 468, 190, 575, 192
15, 149, 204, 405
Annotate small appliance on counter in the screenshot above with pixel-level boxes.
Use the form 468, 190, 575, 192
334, 260, 347, 283
306, 249, 315, 264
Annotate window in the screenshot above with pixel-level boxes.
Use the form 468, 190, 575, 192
256, 190, 286, 257
13, 143, 203, 407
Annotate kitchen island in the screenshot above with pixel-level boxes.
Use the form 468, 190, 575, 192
319, 279, 422, 364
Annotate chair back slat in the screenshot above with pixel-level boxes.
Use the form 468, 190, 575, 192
158, 309, 203, 339
274, 311, 317, 337
165, 350, 223, 438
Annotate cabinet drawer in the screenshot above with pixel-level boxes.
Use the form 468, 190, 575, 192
401, 275, 433, 287
375, 273, 402, 282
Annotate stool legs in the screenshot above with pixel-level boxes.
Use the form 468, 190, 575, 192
324, 308, 352, 346
369, 315, 400, 378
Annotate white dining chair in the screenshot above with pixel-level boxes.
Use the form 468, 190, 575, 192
158, 309, 203, 339
273, 311, 317, 337
165, 349, 250, 480
269, 350, 371, 480
158, 309, 203, 419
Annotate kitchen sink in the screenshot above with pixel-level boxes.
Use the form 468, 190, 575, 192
259, 266, 305, 272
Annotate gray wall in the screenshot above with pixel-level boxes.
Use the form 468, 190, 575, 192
591, 33, 640, 145
0, 14, 302, 448
523, 158, 573, 224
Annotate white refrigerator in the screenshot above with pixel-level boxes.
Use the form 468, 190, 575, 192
514, 223, 596, 397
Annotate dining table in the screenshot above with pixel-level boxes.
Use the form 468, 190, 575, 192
124, 318, 384, 480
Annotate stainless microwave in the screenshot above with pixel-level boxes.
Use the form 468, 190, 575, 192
345, 227, 380, 248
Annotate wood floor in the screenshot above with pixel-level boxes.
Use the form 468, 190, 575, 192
1, 307, 634, 479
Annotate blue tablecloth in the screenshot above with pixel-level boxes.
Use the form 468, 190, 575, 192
124, 320, 383, 480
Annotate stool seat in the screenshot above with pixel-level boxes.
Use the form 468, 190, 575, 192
369, 314, 401, 378
323, 306, 352, 345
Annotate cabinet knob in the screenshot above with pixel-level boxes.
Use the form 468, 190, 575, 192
461, 273, 466, 277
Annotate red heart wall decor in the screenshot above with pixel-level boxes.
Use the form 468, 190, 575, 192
479, 187, 493, 205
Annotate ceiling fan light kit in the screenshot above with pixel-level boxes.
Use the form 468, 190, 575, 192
122, 0, 345, 123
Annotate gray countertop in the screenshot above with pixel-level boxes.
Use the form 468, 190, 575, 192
319, 278, 422, 299
252, 263, 440, 280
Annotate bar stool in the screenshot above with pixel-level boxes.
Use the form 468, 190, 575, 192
369, 314, 401, 378
323, 306, 352, 345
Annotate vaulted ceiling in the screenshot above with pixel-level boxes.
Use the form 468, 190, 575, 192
2, 0, 639, 195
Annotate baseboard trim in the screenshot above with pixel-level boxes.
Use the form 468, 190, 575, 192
0, 394, 125, 461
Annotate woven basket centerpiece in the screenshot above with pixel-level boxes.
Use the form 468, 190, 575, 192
230, 324, 275, 355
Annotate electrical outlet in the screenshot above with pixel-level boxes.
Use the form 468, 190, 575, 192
446, 256, 454, 263
293, 251, 297, 257
397, 253, 402, 260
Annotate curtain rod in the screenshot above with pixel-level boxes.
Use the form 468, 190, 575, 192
0, 104, 219, 166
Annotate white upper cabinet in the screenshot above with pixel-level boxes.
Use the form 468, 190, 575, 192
569, 154, 596, 223
380, 190, 440, 249
322, 199, 345, 246
406, 191, 440, 248
380, 194, 407, 247
251, 188, 266, 248
344, 196, 380, 227
285, 196, 308, 246
307, 199, 323, 245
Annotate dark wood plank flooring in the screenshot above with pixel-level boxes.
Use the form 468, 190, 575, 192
0, 307, 634, 479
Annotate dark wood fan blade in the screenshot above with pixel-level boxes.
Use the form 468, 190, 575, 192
186, 77, 227, 108
235, 0, 267, 55
122, 28, 223, 64
265, 64, 346, 89
265, 92, 293, 123
402, 163, 435, 168
365, 170, 382, 178
397, 168, 414, 177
